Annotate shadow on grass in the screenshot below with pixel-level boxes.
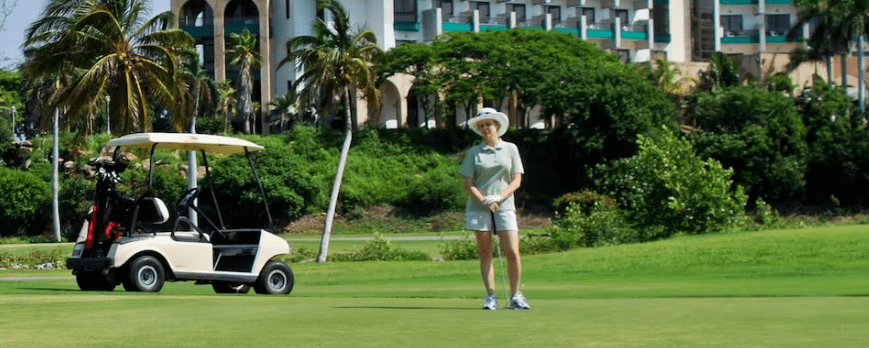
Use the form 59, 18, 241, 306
336, 306, 478, 311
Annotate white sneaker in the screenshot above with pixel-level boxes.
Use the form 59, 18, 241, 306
508, 292, 530, 310
482, 294, 497, 310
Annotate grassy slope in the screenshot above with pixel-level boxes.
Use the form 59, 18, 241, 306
2, 225, 869, 347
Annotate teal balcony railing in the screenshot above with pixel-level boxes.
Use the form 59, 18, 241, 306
394, 22, 420, 32
181, 25, 214, 39
443, 22, 472, 32
480, 24, 508, 32
621, 30, 648, 40
224, 23, 258, 35
587, 29, 614, 39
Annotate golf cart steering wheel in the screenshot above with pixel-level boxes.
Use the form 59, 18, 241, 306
177, 187, 202, 212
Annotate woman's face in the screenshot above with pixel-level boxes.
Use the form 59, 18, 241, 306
477, 119, 499, 142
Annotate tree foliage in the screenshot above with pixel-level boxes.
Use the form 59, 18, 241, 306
23, 0, 193, 136
686, 85, 807, 203
597, 127, 747, 237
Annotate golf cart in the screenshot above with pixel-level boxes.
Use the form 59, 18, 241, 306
66, 133, 293, 295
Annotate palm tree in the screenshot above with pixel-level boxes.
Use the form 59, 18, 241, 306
179, 47, 218, 221
23, 0, 192, 242
269, 89, 299, 132
23, 0, 193, 136
226, 29, 262, 134
791, 0, 857, 88
180, 47, 219, 133
216, 79, 237, 133
280, 0, 383, 262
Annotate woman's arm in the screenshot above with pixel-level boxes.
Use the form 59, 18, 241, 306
497, 173, 522, 202
464, 176, 486, 203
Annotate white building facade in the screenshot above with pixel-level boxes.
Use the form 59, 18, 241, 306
172, 0, 857, 131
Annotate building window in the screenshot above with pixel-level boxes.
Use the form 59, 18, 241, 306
720, 15, 742, 35
653, 1, 669, 35
507, 4, 526, 22
395, 0, 417, 22
547, 6, 561, 26
472, 1, 490, 23
435, 0, 453, 20
582, 7, 595, 25
765, 14, 790, 36
615, 9, 629, 29
285, 0, 290, 19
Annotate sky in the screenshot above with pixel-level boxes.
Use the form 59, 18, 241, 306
0, 0, 171, 69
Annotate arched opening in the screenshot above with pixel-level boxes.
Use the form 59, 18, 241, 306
225, 0, 260, 25
379, 80, 401, 128
224, 0, 262, 131
180, 0, 215, 78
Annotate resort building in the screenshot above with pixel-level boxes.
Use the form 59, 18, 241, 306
170, 0, 868, 131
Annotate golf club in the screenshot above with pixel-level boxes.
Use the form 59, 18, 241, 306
491, 211, 509, 307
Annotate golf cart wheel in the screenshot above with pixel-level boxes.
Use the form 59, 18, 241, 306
75, 271, 116, 291
127, 256, 165, 293
253, 261, 294, 295
212, 281, 251, 294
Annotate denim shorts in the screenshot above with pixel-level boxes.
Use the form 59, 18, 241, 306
465, 210, 518, 233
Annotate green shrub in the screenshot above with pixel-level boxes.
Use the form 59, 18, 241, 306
211, 145, 321, 226
597, 127, 747, 237
0, 167, 51, 236
0, 247, 67, 269
551, 195, 636, 248
439, 234, 561, 260
405, 164, 466, 212
59, 175, 95, 241
553, 191, 617, 219
439, 237, 479, 261
752, 197, 784, 229
329, 234, 430, 262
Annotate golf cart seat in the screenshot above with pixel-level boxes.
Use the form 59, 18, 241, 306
137, 197, 170, 225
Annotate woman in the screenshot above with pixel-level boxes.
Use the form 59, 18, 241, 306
459, 107, 529, 310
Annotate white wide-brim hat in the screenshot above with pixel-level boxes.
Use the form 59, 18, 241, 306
468, 107, 509, 137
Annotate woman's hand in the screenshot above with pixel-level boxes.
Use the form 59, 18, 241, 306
488, 202, 499, 212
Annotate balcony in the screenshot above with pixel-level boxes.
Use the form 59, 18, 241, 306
654, 33, 671, 42
586, 23, 614, 39
394, 22, 421, 31
224, 23, 259, 35
721, 29, 760, 43
621, 27, 648, 40
554, 27, 581, 36
480, 24, 509, 32
181, 25, 214, 39
720, 0, 758, 4
601, 0, 621, 8
443, 22, 473, 32
633, 0, 651, 8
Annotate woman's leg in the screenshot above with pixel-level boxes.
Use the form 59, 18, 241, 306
474, 231, 495, 295
497, 230, 521, 296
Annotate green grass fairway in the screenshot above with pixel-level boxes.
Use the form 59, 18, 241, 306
2, 225, 869, 347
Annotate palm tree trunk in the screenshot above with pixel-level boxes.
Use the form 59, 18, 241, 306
827, 56, 833, 84
317, 88, 353, 263
52, 108, 61, 242
860, 35, 865, 116
842, 52, 849, 89
187, 86, 200, 225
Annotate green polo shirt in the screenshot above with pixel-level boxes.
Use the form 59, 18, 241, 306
459, 141, 525, 213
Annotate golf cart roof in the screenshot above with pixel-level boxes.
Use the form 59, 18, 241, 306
107, 133, 264, 154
